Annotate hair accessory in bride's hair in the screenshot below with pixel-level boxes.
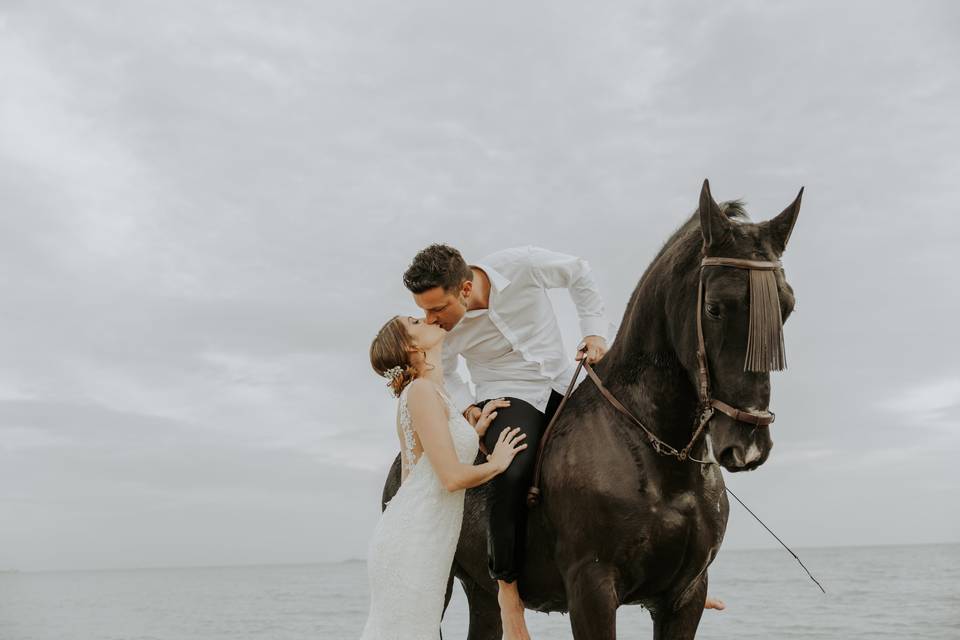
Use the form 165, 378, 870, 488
383, 365, 404, 383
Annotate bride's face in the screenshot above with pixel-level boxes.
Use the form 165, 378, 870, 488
402, 315, 445, 351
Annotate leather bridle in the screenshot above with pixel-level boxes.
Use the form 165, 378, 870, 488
526, 254, 783, 507
696, 256, 780, 428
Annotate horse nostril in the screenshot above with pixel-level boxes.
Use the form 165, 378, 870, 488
719, 447, 745, 468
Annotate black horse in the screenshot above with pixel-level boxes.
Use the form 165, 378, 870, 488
381, 180, 803, 639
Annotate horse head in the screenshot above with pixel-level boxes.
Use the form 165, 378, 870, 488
683, 179, 802, 472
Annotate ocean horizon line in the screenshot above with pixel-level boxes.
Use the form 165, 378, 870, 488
6, 540, 958, 575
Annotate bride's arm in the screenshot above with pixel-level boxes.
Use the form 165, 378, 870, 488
407, 380, 520, 492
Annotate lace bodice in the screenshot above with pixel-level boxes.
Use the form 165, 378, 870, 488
397, 389, 418, 470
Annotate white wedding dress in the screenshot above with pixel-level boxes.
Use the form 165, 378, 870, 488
360, 382, 479, 640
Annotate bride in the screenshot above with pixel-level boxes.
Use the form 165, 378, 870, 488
362, 315, 527, 639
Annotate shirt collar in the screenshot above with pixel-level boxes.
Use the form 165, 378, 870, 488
459, 262, 510, 320
471, 262, 511, 293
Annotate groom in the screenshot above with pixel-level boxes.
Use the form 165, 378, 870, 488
404, 243, 609, 640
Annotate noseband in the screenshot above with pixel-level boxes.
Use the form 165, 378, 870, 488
696, 257, 781, 428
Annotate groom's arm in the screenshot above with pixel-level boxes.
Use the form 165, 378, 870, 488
527, 245, 608, 341
441, 342, 476, 416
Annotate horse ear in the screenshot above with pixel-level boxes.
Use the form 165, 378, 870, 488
699, 179, 730, 247
763, 186, 804, 255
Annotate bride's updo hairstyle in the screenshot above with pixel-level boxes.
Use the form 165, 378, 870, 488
370, 316, 420, 397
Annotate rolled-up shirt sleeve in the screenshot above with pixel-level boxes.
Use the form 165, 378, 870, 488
441, 342, 475, 414
527, 245, 608, 339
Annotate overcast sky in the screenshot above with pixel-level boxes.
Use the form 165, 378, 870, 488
1, 1, 958, 572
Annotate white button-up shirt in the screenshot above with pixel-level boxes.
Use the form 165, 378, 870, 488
442, 245, 609, 415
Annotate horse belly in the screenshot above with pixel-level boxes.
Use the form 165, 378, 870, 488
517, 506, 568, 611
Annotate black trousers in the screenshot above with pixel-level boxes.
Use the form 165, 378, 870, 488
477, 390, 564, 583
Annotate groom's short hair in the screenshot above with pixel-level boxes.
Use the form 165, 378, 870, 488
403, 244, 473, 294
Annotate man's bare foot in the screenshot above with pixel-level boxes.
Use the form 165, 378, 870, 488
497, 579, 531, 640
705, 596, 726, 610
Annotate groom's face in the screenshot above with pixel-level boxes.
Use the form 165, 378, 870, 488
414, 282, 470, 332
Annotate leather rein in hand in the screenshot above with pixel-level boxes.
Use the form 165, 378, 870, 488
526, 256, 781, 508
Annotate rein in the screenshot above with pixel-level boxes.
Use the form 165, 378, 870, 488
526, 255, 784, 508
526, 357, 713, 508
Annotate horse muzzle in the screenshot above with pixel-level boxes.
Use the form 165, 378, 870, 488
708, 412, 774, 472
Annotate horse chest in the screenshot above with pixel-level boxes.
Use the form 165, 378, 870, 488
605, 498, 720, 601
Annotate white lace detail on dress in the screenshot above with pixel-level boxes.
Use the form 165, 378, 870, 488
397, 393, 418, 468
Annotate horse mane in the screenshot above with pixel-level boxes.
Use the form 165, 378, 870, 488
628, 199, 749, 319
598, 200, 749, 385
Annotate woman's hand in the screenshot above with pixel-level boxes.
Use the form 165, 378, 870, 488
474, 398, 510, 439
486, 427, 527, 473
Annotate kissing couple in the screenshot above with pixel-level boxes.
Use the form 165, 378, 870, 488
361, 243, 610, 640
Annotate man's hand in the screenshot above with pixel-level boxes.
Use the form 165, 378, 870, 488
475, 399, 510, 439
463, 405, 482, 427
576, 335, 608, 364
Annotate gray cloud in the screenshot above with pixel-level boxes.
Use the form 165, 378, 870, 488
0, 0, 958, 570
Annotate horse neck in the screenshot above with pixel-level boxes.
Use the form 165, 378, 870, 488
597, 273, 700, 451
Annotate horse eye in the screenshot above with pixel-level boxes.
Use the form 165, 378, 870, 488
705, 302, 722, 319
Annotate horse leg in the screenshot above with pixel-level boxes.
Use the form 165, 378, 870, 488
459, 572, 503, 640
565, 561, 619, 640
652, 574, 707, 640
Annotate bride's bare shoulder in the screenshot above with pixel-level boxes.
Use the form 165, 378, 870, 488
405, 380, 449, 421
406, 378, 440, 400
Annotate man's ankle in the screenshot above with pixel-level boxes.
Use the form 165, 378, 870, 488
497, 580, 524, 608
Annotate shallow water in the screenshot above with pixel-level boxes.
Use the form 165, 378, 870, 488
1, 544, 957, 639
